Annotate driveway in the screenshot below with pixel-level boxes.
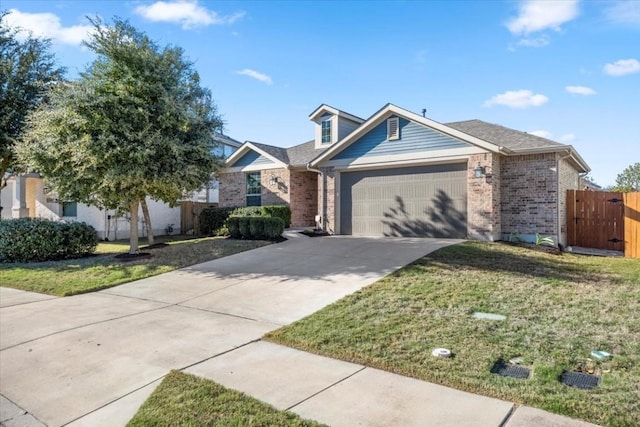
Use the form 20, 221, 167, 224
0, 236, 459, 426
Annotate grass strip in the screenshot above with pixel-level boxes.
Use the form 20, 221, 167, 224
0, 236, 270, 296
128, 370, 324, 426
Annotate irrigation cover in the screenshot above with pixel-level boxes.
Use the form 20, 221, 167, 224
560, 372, 600, 390
491, 360, 530, 379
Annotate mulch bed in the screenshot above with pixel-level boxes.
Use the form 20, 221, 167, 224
299, 229, 330, 238
114, 252, 152, 262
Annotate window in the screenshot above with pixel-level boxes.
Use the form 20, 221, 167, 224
387, 117, 400, 140
246, 171, 261, 206
321, 119, 332, 144
62, 202, 77, 217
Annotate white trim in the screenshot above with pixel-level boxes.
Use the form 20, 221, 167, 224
226, 164, 286, 173
332, 157, 469, 173
225, 142, 288, 169
322, 146, 486, 169
311, 103, 504, 167
309, 104, 365, 124
505, 146, 589, 173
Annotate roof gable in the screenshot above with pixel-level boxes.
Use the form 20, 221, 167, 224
225, 142, 288, 169
309, 104, 365, 124
330, 117, 472, 161
311, 104, 501, 166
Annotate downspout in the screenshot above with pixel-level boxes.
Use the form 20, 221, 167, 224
556, 150, 572, 248
306, 163, 326, 231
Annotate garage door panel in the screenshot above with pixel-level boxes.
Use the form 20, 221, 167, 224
340, 164, 467, 237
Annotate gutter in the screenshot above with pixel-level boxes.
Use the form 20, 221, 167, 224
306, 163, 326, 231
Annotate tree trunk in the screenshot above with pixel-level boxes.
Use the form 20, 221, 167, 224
129, 199, 140, 254
140, 198, 154, 245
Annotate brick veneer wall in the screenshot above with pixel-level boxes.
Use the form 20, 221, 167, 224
219, 171, 245, 207
500, 153, 557, 237
318, 167, 336, 233
289, 170, 318, 227
558, 156, 580, 246
261, 168, 290, 206
468, 153, 501, 241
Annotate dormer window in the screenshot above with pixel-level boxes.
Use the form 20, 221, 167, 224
387, 117, 400, 140
321, 119, 332, 144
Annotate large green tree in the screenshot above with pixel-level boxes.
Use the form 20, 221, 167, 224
0, 11, 65, 215
611, 162, 640, 193
17, 18, 222, 253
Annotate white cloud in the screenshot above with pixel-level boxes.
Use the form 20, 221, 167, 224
565, 85, 596, 95
483, 90, 549, 109
236, 69, 273, 85
516, 35, 551, 48
529, 130, 553, 139
604, 1, 640, 25
4, 9, 93, 46
506, 0, 580, 35
604, 58, 640, 76
560, 133, 576, 142
134, 1, 245, 29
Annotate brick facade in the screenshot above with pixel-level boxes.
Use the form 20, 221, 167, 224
557, 156, 580, 246
467, 153, 501, 241
500, 153, 558, 239
218, 168, 318, 228
318, 167, 336, 233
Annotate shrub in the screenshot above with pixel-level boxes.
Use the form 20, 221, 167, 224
261, 205, 291, 227
263, 217, 285, 239
231, 206, 264, 217
0, 218, 97, 263
225, 217, 241, 238
238, 217, 251, 238
249, 217, 265, 239
199, 206, 235, 236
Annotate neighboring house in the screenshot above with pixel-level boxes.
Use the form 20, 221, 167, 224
188, 132, 242, 203
219, 103, 590, 245
1, 132, 241, 240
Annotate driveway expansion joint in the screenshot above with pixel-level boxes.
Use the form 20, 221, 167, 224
285, 365, 368, 411
498, 403, 517, 427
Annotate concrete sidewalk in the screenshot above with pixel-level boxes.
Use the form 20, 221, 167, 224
1, 235, 598, 427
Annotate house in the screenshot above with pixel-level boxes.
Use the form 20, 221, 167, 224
1, 132, 241, 240
219, 103, 590, 245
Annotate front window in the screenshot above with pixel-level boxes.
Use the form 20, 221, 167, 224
321, 119, 332, 144
62, 201, 77, 217
246, 171, 261, 206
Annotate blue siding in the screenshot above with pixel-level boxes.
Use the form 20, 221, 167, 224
232, 150, 275, 167
331, 118, 471, 160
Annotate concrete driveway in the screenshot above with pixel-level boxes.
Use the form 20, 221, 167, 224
0, 235, 459, 426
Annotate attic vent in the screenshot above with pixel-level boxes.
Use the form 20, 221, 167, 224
387, 117, 400, 140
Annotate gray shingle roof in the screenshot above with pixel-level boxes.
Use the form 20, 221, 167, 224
247, 141, 290, 164
286, 140, 328, 166
445, 119, 566, 152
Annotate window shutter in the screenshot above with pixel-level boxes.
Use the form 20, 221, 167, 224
387, 117, 400, 140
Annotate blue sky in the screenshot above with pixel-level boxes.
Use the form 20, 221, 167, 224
4, 0, 639, 186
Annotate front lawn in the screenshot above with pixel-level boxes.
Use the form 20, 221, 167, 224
266, 242, 640, 426
0, 236, 270, 296
128, 370, 324, 427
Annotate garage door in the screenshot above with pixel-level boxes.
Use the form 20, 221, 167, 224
340, 163, 467, 237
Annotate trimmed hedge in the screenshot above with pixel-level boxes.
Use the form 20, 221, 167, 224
199, 205, 291, 236
223, 216, 284, 240
199, 206, 236, 236
231, 205, 291, 227
0, 218, 98, 263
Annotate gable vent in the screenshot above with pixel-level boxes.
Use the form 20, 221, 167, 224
387, 117, 400, 140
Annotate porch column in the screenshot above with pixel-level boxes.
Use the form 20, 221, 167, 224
11, 175, 29, 218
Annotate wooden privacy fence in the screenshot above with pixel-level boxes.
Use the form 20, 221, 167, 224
567, 190, 640, 258
624, 192, 640, 259
180, 201, 217, 235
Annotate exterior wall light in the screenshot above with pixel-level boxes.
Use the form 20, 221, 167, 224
269, 175, 278, 186
474, 163, 493, 181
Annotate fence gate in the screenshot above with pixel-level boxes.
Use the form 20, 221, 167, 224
567, 190, 625, 252
180, 201, 216, 235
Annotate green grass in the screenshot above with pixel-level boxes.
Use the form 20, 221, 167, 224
128, 370, 324, 427
0, 236, 270, 296
266, 242, 640, 427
